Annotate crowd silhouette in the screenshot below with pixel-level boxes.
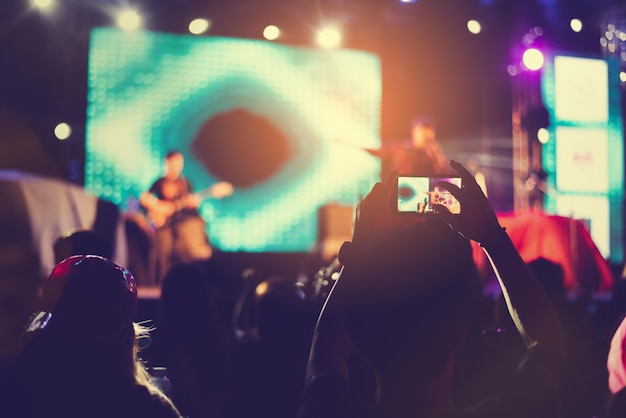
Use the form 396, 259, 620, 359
1, 161, 626, 418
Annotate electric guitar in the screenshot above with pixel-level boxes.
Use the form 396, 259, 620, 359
147, 181, 234, 228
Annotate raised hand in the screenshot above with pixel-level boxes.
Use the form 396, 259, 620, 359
339, 170, 422, 265
434, 160, 502, 244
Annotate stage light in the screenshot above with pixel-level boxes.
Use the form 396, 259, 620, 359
399, 0, 417, 3
467, 20, 481, 35
316, 27, 342, 49
507, 65, 518, 76
116, 9, 142, 32
620, 72, 626, 83
522, 48, 544, 71
54, 123, 71, 141
537, 128, 549, 144
570, 19, 582, 33
189, 18, 210, 35
263, 25, 280, 41
32, 0, 54, 12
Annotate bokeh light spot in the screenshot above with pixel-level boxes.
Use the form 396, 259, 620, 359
522, 48, 544, 71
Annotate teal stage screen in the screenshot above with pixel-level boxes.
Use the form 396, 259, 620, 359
85, 28, 381, 252
541, 54, 624, 263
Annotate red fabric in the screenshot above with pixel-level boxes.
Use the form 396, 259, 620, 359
472, 212, 614, 292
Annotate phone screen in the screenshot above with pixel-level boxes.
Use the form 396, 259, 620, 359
397, 175, 461, 214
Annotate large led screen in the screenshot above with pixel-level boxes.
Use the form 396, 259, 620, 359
542, 54, 624, 263
85, 28, 381, 252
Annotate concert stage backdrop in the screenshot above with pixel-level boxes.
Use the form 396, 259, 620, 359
85, 28, 381, 252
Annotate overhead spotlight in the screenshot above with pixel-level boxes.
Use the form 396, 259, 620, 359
570, 19, 583, 33
189, 18, 210, 35
316, 27, 342, 49
54, 123, 71, 141
263, 25, 280, 41
537, 128, 550, 144
522, 48, 544, 71
116, 9, 142, 32
32, 0, 55, 12
467, 20, 481, 35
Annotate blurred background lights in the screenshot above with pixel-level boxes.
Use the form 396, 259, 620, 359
620, 71, 626, 83
570, 18, 583, 33
522, 48, 544, 71
116, 9, 142, 32
467, 20, 481, 34
54, 123, 71, 141
263, 25, 280, 41
537, 128, 550, 144
189, 18, 210, 35
507, 64, 518, 76
316, 27, 342, 48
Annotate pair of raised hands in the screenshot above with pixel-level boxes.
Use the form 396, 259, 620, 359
341, 160, 502, 264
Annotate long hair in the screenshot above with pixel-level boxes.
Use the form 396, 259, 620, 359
133, 322, 169, 397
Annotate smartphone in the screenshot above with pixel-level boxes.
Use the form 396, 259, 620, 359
396, 175, 461, 214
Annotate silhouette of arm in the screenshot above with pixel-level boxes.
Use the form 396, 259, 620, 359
305, 171, 417, 382
435, 160, 568, 363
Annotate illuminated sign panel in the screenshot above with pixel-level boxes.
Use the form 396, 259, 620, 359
554, 56, 608, 123
555, 126, 608, 193
543, 54, 623, 263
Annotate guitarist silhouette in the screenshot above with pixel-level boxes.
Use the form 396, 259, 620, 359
140, 150, 233, 283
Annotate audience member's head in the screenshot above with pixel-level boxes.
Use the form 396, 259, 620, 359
495, 257, 566, 331
335, 218, 478, 379
255, 276, 308, 347
3, 254, 181, 417
53, 229, 112, 263
527, 257, 566, 303
23, 255, 138, 378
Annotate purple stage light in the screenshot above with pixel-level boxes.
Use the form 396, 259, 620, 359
522, 48, 544, 71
